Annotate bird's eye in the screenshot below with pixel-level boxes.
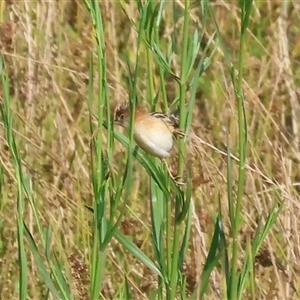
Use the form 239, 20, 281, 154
120, 114, 124, 120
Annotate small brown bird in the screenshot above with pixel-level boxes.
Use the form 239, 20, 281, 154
114, 101, 184, 182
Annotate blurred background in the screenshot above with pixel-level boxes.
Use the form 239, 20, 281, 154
0, 1, 300, 299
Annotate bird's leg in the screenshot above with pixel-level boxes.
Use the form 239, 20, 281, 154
161, 158, 185, 186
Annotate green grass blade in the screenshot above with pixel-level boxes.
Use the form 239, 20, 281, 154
17, 217, 27, 300
1, 52, 28, 300
24, 224, 63, 300
114, 229, 162, 277
200, 215, 223, 298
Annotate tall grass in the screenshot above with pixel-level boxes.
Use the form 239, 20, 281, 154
1, 53, 68, 299
84, 1, 203, 298
198, 1, 283, 299
0, 53, 28, 299
83, 0, 282, 299
0, 0, 294, 299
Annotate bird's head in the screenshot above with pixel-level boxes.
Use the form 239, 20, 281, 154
114, 101, 130, 128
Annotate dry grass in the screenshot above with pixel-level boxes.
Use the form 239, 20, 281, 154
0, 0, 300, 299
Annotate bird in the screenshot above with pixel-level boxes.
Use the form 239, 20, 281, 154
114, 101, 184, 183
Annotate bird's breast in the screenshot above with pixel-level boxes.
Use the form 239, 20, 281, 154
134, 119, 174, 158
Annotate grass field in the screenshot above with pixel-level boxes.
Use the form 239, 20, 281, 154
0, 0, 300, 299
